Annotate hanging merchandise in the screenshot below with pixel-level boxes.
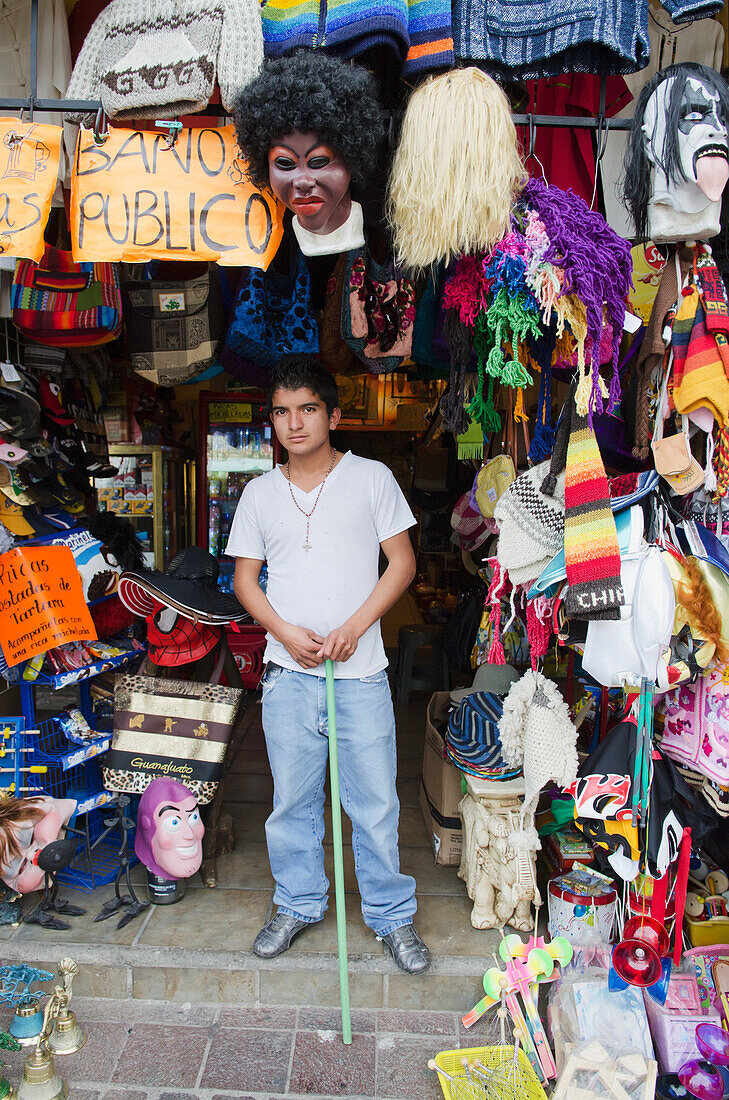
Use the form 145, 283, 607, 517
498, 669, 579, 815
568, 716, 716, 882
451, 0, 722, 79
121, 264, 226, 387
342, 246, 416, 372
259, 0, 455, 78
541, 389, 625, 621
11, 247, 122, 348
0, 119, 62, 263
494, 461, 565, 589
233, 52, 382, 257
388, 69, 632, 435
64, 0, 264, 121
623, 63, 729, 244
223, 241, 320, 373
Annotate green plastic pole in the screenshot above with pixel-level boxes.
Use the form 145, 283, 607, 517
325, 658, 352, 1045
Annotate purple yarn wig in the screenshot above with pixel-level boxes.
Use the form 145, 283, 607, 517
524, 179, 633, 421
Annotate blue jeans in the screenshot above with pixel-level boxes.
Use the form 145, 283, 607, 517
260, 664, 417, 936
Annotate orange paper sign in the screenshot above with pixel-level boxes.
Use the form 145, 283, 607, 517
0, 118, 62, 262
0, 546, 97, 667
70, 126, 284, 268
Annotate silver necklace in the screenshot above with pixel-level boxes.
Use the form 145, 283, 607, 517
285, 449, 337, 551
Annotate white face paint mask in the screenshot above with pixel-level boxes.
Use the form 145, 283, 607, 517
642, 74, 729, 242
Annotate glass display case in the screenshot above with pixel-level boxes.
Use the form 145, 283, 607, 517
99, 446, 195, 571
197, 392, 278, 592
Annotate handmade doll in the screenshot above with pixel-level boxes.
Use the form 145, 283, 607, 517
233, 51, 382, 256
0, 796, 77, 894
134, 779, 204, 884
623, 63, 729, 243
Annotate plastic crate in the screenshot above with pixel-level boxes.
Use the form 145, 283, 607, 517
26, 719, 138, 892
59, 803, 138, 893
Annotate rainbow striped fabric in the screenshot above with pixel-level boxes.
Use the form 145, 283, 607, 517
261, 0, 454, 76
564, 402, 624, 621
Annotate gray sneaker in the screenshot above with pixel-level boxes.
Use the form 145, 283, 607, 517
253, 912, 312, 958
380, 924, 431, 974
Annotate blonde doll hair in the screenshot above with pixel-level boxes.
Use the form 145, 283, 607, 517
387, 68, 527, 271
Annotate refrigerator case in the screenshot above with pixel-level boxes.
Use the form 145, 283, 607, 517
197, 392, 277, 593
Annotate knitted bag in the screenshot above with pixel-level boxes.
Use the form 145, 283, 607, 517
12, 246, 122, 349
122, 264, 225, 387
225, 242, 319, 370
341, 247, 414, 373
411, 269, 450, 377
319, 253, 360, 376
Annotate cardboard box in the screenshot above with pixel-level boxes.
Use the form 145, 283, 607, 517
420, 692, 463, 865
131, 500, 153, 514
97, 487, 123, 502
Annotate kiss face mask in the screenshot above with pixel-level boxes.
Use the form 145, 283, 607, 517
642, 71, 729, 241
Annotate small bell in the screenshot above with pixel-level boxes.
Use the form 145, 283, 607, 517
8, 1000, 43, 1048
16, 1046, 67, 1100
47, 1004, 85, 1057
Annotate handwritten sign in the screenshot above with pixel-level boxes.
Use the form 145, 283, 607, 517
70, 126, 283, 268
0, 118, 62, 262
0, 546, 97, 667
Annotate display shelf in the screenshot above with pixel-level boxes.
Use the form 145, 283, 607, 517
33, 647, 143, 689
207, 456, 272, 473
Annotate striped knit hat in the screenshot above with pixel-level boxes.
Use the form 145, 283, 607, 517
543, 389, 624, 621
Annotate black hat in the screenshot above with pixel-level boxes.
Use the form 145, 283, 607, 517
117, 547, 250, 624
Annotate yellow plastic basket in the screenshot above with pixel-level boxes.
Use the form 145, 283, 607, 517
433, 1044, 548, 1100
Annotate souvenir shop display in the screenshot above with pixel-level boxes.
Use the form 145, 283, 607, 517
7, 0, 729, 1075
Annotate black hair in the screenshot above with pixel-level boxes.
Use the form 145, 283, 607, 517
623, 63, 729, 241
233, 50, 383, 193
268, 357, 340, 416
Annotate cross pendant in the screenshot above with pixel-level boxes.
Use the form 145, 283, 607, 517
303, 541, 312, 551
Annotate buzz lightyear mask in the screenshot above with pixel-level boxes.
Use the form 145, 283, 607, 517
624, 63, 729, 243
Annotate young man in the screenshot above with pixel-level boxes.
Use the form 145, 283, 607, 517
227, 359, 430, 974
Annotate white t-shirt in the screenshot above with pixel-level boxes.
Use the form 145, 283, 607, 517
225, 451, 416, 678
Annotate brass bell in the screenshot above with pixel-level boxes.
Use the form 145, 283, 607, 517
16, 1046, 67, 1100
47, 1004, 85, 1057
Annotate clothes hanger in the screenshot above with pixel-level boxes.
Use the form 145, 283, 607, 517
525, 114, 548, 185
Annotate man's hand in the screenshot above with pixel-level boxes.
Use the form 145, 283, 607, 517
316, 626, 359, 663
279, 624, 326, 669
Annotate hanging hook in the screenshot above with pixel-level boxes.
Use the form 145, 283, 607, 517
590, 114, 610, 210
525, 114, 548, 185
155, 118, 182, 149
92, 108, 109, 146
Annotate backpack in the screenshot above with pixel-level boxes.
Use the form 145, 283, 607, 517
662, 662, 729, 786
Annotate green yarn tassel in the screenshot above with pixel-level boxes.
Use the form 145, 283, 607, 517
467, 376, 501, 433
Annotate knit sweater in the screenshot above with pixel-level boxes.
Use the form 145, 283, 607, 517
65, 0, 263, 120
261, 0, 454, 77
453, 0, 722, 78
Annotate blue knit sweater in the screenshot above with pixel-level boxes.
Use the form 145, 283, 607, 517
453, 0, 722, 77
262, 0, 454, 76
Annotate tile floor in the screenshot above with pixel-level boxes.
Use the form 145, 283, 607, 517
0, 995, 506, 1098
0, 693, 510, 1095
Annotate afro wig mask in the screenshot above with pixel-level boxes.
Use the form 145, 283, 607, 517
233, 50, 383, 193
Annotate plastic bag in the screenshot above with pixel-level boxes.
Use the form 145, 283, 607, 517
552, 1040, 657, 1100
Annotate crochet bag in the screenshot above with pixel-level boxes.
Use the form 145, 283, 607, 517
12, 246, 122, 348
319, 253, 360, 375
411, 268, 450, 377
122, 264, 225, 386
341, 247, 414, 373
225, 242, 318, 370
662, 663, 729, 787
102, 649, 243, 805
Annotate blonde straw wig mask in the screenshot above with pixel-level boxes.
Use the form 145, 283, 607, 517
388, 68, 526, 270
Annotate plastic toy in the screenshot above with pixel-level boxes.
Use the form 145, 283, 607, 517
609, 914, 672, 1003
462, 928, 573, 1082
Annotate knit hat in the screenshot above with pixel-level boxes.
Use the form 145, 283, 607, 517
494, 460, 565, 587
451, 491, 490, 551
543, 390, 624, 621
498, 670, 579, 813
450, 661, 520, 705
